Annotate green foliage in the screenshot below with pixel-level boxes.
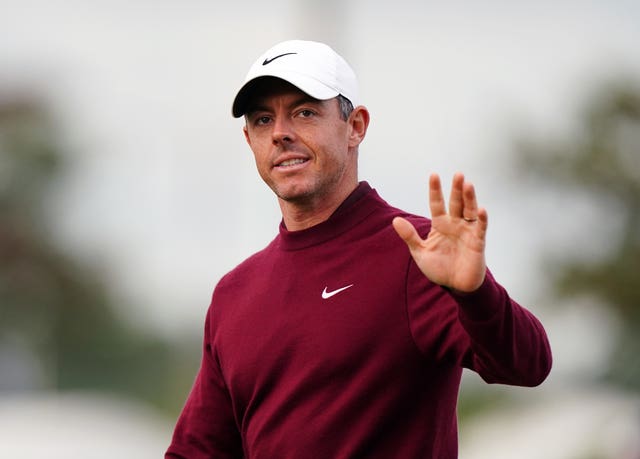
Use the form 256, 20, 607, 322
0, 96, 198, 415
516, 80, 640, 392
456, 382, 511, 422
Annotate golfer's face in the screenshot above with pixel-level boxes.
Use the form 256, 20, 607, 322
243, 82, 354, 205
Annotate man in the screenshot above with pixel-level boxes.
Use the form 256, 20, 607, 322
166, 40, 552, 458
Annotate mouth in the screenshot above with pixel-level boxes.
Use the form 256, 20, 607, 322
275, 158, 309, 168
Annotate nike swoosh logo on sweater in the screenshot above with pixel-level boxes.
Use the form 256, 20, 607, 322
321, 284, 354, 299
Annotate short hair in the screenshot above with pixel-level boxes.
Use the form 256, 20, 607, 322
336, 94, 354, 121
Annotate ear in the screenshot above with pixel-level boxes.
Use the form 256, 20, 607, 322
347, 106, 370, 148
243, 124, 251, 146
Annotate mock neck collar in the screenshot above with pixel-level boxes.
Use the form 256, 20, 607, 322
277, 181, 378, 251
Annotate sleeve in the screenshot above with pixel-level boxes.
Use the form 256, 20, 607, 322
407, 264, 552, 387
165, 309, 244, 458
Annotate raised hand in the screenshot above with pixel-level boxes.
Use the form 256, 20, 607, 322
392, 173, 488, 293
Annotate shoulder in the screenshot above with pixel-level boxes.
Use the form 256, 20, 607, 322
214, 236, 279, 292
371, 196, 432, 239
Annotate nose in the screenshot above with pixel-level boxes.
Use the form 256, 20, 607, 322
271, 115, 294, 146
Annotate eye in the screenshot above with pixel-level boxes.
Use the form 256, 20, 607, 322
297, 109, 315, 118
254, 115, 272, 126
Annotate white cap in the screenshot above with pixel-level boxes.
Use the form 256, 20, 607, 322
232, 40, 359, 118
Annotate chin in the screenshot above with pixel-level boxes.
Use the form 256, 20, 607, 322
270, 177, 309, 196
274, 183, 317, 203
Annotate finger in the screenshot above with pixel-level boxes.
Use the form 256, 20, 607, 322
462, 180, 479, 221
429, 173, 446, 218
448, 173, 465, 219
476, 207, 489, 239
392, 217, 423, 251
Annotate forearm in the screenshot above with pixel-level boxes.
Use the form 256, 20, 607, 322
452, 271, 552, 386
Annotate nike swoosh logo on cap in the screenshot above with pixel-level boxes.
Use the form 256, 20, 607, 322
321, 284, 354, 299
262, 52, 297, 65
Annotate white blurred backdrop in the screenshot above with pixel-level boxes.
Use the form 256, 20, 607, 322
1, 0, 639, 457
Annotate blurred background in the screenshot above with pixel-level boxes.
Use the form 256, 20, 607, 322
1, 0, 639, 457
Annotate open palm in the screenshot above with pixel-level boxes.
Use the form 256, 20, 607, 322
392, 173, 488, 293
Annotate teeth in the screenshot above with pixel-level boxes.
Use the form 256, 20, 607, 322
278, 158, 306, 167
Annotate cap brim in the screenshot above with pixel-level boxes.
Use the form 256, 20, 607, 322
232, 73, 340, 118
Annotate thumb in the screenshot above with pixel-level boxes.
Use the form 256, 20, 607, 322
392, 217, 422, 251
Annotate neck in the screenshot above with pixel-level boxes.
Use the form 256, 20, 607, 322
279, 182, 358, 231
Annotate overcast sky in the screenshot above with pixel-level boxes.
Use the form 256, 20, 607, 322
2, 0, 640, 337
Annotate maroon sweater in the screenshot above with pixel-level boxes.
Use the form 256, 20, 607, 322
166, 182, 551, 458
